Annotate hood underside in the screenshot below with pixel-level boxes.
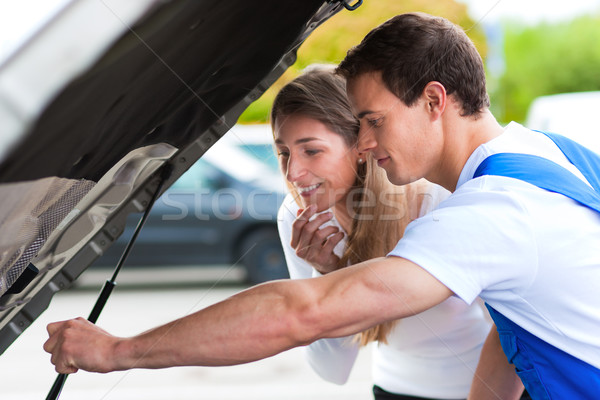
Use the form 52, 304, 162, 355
0, 0, 349, 354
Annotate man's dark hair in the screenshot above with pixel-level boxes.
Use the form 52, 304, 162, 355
337, 12, 490, 116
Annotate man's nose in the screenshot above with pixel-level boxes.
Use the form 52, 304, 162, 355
357, 124, 377, 154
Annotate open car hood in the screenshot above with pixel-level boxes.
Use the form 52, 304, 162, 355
0, 0, 352, 354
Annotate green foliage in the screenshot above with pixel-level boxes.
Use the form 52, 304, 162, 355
239, 0, 486, 124
491, 15, 600, 124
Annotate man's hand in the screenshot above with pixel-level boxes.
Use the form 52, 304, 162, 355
44, 317, 121, 374
290, 205, 344, 274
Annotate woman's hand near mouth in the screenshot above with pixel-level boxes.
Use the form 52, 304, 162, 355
290, 205, 344, 274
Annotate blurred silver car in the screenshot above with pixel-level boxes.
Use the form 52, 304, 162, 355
525, 91, 600, 152
93, 125, 289, 284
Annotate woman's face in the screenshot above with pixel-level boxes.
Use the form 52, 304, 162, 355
274, 114, 360, 213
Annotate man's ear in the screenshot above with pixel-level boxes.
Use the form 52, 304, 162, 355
422, 81, 446, 118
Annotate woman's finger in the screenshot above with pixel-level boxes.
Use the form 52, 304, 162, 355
309, 225, 340, 246
294, 214, 334, 257
297, 224, 339, 259
290, 205, 316, 248
291, 209, 333, 250
320, 231, 345, 259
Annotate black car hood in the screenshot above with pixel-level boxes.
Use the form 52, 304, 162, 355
0, 0, 350, 354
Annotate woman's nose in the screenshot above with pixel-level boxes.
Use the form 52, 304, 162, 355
285, 155, 305, 183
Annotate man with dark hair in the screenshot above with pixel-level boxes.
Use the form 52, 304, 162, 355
45, 13, 600, 399
337, 13, 490, 117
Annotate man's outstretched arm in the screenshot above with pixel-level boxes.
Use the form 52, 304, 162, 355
44, 256, 452, 374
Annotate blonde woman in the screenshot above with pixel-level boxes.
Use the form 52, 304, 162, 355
273, 67, 491, 400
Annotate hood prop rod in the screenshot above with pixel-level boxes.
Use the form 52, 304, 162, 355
46, 164, 173, 400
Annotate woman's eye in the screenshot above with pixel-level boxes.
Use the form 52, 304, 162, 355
305, 149, 321, 156
277, 151, 289, 157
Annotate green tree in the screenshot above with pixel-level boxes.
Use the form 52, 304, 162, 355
239, 0, 486, 123
492, 15, 600, 124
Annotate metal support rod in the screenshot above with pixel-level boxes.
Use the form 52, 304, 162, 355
45, 165, 172, 400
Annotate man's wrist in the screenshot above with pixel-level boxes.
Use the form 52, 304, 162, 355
112, 337, 138, 371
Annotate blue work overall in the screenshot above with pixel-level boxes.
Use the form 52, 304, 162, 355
473, 131, 600, 399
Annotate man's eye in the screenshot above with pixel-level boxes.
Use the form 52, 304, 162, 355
368, 118, 382, 127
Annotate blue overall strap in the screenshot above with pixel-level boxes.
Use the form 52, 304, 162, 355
474, 132, 600, 399
485, 304, 600, 400
473, 154, 600, 213
537, 131, 600, 192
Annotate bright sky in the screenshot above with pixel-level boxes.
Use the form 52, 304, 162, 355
458, 0, 600, 25
0, 0, 600, 62
0, 0, 71, 60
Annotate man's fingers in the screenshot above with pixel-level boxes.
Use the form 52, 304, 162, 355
51, 346, 79, 374
43, 335, 55, 354
44, 317, 94, 374
45, 324, 79, 374
46, 320, 64, 336
44, 319, 73, 353
57, 365, 79, 374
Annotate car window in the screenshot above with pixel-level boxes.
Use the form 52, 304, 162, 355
169, 126, 284, 196
170, 159, 226, 191
238, 144, 279, 173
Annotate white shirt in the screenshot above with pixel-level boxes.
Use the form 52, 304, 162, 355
390, 122, 600, 369
277, 183, 491, 399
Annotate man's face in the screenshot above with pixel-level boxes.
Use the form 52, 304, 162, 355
347, 72, 441, 186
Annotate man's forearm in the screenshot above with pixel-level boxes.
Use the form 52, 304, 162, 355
115, 281, 318, 369
46, 279, 321, 373
117, 257, 451, 370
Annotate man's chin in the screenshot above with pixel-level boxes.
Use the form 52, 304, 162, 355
385, 170, 417, 187
384, 170, 402, 186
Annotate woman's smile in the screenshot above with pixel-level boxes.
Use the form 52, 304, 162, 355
296, 183, 322, 197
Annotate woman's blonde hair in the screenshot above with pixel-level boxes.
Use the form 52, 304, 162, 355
272, 65, 428, 345
341, 157, 428, 345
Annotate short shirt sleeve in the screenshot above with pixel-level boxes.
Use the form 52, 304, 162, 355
388, 177, 538, 304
